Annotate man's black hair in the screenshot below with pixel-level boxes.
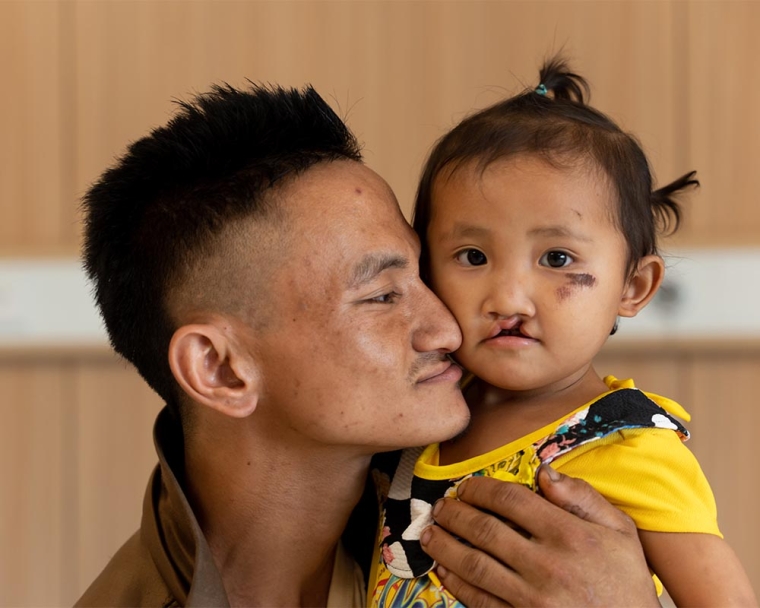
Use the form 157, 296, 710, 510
82, 83, 362, 415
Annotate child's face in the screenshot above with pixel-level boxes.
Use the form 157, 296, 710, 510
426, 155, 631, 393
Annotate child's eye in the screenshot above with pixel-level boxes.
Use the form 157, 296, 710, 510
455, 248, 488, 267
540, 251, 573, 268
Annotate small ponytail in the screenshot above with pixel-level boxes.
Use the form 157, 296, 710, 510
652, 171, 699, 236
536, 57, 590, 104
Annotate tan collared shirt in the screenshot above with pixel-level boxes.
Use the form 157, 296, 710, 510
76, 407, 366, 607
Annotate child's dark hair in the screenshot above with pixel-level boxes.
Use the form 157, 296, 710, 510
82, 83, 362, 416
413, 55, 698, 280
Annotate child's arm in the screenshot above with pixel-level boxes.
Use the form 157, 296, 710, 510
640, 530, 757, 607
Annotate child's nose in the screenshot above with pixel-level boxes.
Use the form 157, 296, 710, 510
481, 271, 536, 319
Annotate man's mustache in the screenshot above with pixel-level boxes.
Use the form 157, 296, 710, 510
408, 352, 452, 383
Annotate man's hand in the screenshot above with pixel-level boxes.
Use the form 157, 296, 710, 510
420, 466, 659, 607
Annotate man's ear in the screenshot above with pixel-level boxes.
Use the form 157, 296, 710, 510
618, 255, 665, 318
168, 321, 261, 418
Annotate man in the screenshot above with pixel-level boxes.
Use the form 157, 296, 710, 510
77, 83, 658, 606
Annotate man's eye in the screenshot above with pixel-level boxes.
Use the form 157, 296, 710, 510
455, 248, 487, 267
539, 251, 573, 268
368, 291, 400, 304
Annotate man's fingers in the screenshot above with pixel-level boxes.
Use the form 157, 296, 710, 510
536, 464, 637, 534
420, 520, 525, 604
429, 493, 534, 570
434, 566, 511, 608
427, 471, 660, 606
421, 508, 529, 606
453, 475, 569, 541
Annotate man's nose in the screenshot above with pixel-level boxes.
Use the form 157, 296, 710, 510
413, 283, 462, 353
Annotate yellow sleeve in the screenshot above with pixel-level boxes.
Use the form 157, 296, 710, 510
554, 427, 722, 537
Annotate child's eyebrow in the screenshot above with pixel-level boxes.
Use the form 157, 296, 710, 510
528, 225, 592, 241
438, 223, 491, 241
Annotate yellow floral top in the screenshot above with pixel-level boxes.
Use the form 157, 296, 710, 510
368, 377, 720, 607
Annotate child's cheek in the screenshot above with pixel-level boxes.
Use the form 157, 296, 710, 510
555, 273, 597, 302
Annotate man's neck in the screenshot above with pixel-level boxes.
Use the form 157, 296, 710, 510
184, 426, 369, 607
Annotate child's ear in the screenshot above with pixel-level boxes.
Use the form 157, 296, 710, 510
168, 319, 261, 418
618, 255, 665, 318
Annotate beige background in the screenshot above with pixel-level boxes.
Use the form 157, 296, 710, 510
1, 1, 758, 605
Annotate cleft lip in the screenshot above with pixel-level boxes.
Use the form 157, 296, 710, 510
486, 316, 524, 340
483, 317, 537, 343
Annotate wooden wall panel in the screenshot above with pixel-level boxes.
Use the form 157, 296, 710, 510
0, 355, 161, 607
593, 350, 688, 406
3, 1, 756, 253
0, 364, 71, 606
72, 1, 683, 221
681, 2, 760, 246
0, 2, 74, 255
687, 355, 760, 591
73, 358, 161, 598
70, 1, 452, 220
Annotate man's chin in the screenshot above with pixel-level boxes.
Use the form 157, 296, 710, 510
410, 410, 472, 449
372, 424, 469, 453
438, 411, 472, 444
441, 417, 472, 445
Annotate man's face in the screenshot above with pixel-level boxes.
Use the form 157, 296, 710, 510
242, 161, 470, 453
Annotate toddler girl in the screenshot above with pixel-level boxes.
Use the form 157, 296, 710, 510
370, 57, 756, 607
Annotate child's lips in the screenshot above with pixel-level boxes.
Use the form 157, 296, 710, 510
483, 320, 537, 344
484, 332, 538, 348
485, 318, 531, 340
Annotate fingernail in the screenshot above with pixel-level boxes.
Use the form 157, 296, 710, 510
542, 463, 561, 482
436, 565, 448, 579
432, 499, 443, 518
457, 478, 469, 497
421, 527, 431, 546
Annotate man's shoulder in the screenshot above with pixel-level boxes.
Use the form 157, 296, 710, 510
75, 529, 177, 608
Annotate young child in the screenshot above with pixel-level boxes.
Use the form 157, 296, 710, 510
369, 57, 757, 607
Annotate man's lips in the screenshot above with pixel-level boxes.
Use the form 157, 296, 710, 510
416, 360, 463, 384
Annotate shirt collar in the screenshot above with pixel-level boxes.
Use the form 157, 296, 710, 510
141, 406, 230, 607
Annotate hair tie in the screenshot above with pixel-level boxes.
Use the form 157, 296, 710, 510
535, 84, 548, 96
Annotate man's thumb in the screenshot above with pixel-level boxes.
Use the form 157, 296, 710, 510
536, 464, 635, 533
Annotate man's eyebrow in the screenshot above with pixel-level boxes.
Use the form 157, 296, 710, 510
347, 253, 408, 289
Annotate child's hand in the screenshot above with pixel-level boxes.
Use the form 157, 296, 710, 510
420, 467, 659, 607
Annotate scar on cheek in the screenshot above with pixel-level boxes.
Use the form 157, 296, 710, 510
569, 273, 596, 288
556, 273, 597, 301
